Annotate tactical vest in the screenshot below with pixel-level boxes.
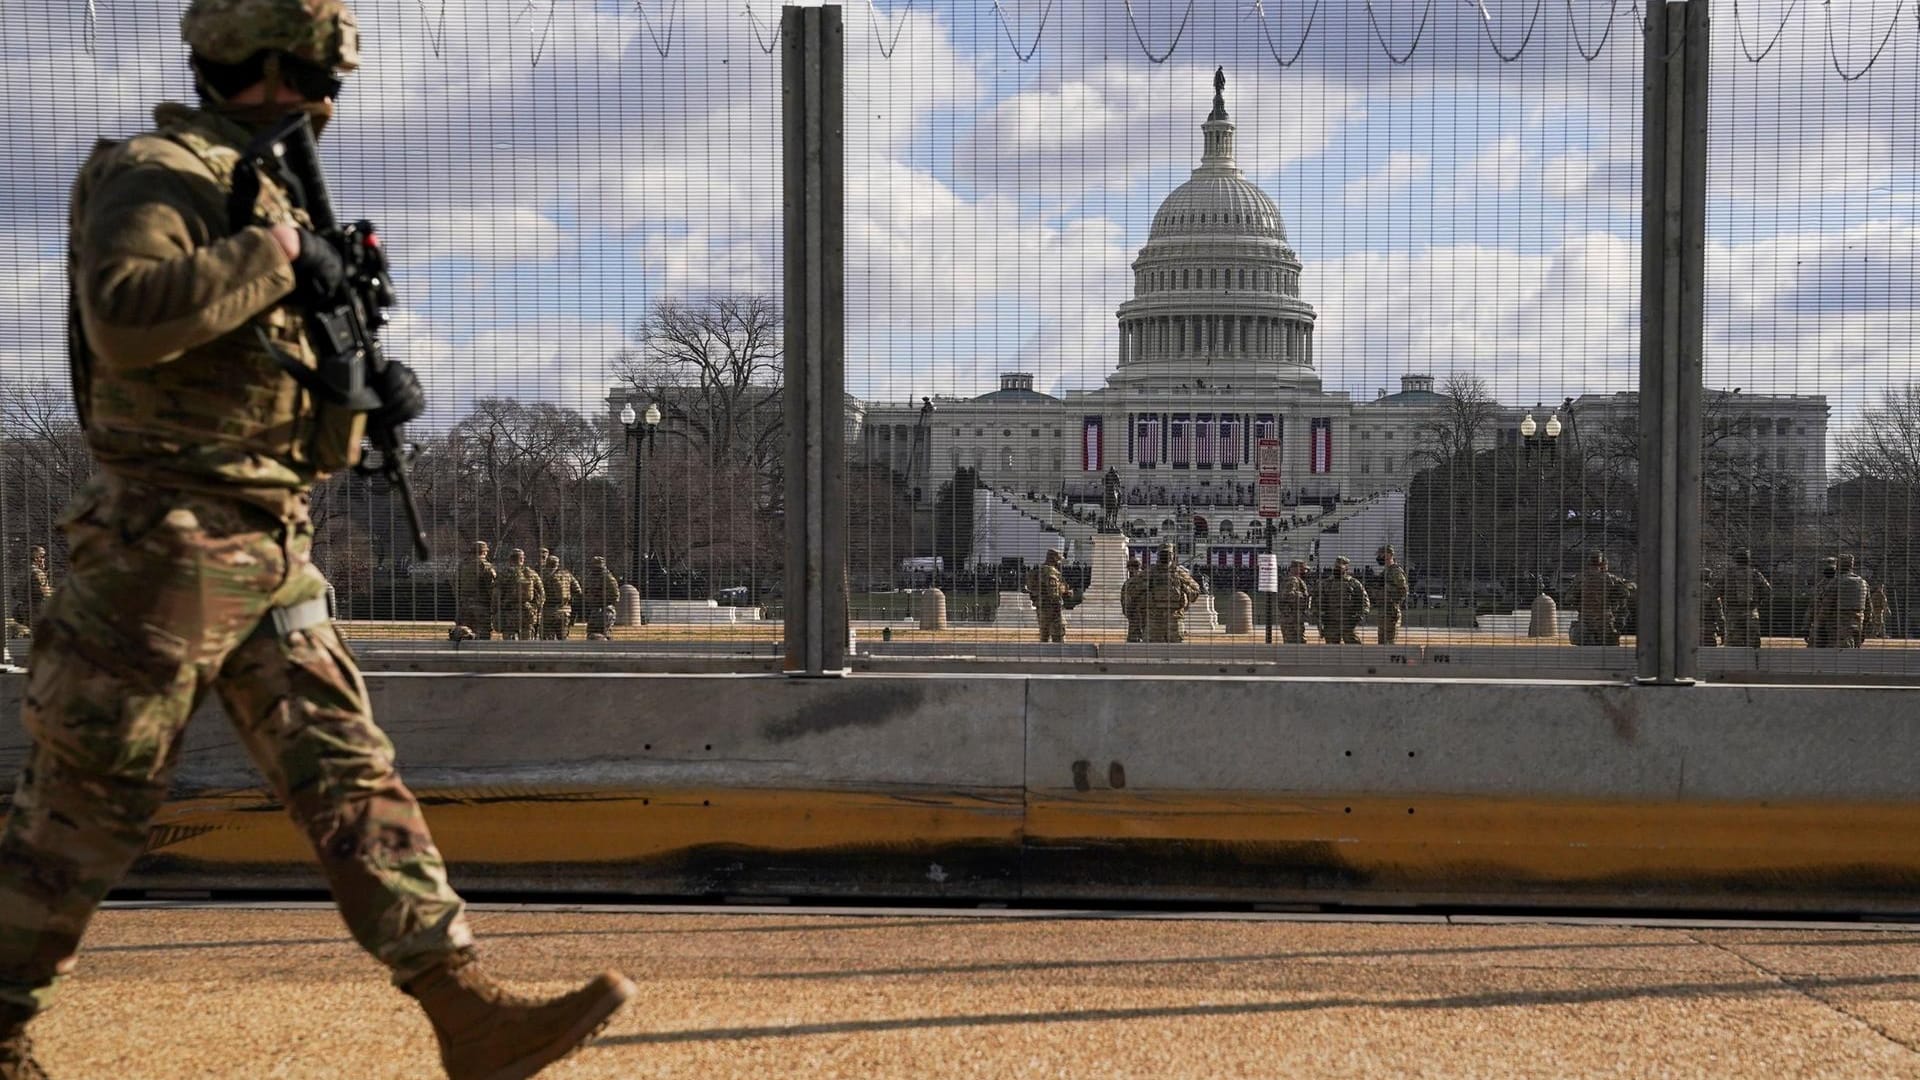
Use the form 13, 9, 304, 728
73, 110, 362, 485
1837, 574, 1868, 611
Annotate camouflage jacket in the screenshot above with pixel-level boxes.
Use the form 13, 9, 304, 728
582, 566, 620, 609
542, 567, 579, 609
1315, 574, 1370, 623
68, 103, 359, 517
1382, 564, 1409, 605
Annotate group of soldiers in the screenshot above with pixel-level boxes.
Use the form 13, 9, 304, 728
1266, 545, 1410, 645
1024, 544, 1210, 644
451, 541, 623, 642
1791, 553, 1890, 649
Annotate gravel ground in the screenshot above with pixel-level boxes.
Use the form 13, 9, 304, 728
27, 906, 1920, 1079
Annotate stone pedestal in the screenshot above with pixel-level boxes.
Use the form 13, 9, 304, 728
917, 588, 949, 631
1225, 591, 1254, 635
617, 584, 643, 627
1187, 592, 1225, 634
1069, 532, 1134, 631
1529, 592, 1559, 638
992, 592, 1036, 630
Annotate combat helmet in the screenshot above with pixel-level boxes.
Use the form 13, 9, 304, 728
1376, 544, 1396, 560
182, 0, 360, 72
1837, 554, 1856, 573
1045, 548, 1063, 565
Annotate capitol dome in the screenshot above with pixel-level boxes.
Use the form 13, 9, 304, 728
1148, 174, 1288, 243
1112, 69, 1317, 390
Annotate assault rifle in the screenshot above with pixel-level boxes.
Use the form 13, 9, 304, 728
230, 112, 430, 560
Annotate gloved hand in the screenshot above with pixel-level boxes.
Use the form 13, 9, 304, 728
369, 361, 426, 428
289, 227, 347, 303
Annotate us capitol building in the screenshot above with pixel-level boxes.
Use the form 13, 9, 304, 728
854, 73, 1829, 558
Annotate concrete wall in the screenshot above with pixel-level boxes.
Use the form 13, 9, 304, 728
4, 670, 1920, 912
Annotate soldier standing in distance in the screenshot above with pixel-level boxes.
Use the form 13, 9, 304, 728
1316, 556, 1370, 644
1867, 582, 1891, 639
582, 555, 620, 641
1699, 567, 1725, 646
540, 554, 579, 641
454, 540, 497, 640
1806, 556, 1837, 648
0, 3, 633, 1077
1142, 542, 1201, 643
12, 548, 54, 639
499, 548, 543, 641
1833, 554, 1868, 649
1027, 548, 1070, 643
1572, 552, 1628, 646
1720, 547, 1771, 648
1120, 556, 1145, 642
1277, 558, 1312, 644
1374, 545, 1408, 645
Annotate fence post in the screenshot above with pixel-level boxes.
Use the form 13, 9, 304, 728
0, 431, 11, 668
1637, 0, 1710, 684
781, 4, 848, 676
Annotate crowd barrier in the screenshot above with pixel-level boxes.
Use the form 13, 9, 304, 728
3, 671, 1917, 913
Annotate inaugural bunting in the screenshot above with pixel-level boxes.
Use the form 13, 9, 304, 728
1310, 417, 1333, 474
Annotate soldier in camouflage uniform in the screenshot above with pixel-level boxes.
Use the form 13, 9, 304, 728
581, 555, 620, 641
10, 549, 53, 640
1141, 543, 1201, 643
1315, 556, 1370, 644
1833, 554, 1868, 649
1374, 545, 1408, 645
0, 5, 635, 1075
498, 548, 543, 641
453, 540, 497, 640
1026, 549, 1070, 643
1699, 567, 1725, 646
539, 554, 578, 641
1120, 556, 1145, 642
1867, 582, 1891, 640
1276, 558, 1312, 644
1572, 552, 1628, 646
1720, 547, 1771, 648
1806, 556, 1838, 648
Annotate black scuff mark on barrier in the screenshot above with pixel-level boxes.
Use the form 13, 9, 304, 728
1071, 761, 1092, 792
761, 684, 929, 742
1585, 684, 1639, 742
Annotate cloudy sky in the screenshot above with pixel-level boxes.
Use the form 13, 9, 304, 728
0, 0, 1914, 432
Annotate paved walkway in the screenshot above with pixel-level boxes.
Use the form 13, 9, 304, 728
31, 905, 1920, 1078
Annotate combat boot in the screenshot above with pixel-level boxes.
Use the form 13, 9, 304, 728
0, 1004, 49, 1080
402, 950, 635, 1080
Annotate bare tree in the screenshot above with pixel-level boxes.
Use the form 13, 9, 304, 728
1837, 385, 1920, 487
1413, 373, 1500, 467
616, 294, 784, 474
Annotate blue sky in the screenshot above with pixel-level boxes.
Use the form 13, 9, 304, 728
0, 0, 1914, 431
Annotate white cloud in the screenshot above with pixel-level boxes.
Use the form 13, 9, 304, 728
1344, 151, 1432, 207
1455, 135, 1527, 200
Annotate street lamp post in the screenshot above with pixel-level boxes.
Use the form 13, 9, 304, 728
620, 401, 662, 616
1520, 408, 1563, 637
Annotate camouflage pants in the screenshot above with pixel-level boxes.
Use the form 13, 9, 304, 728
585, 605, 612, 638
455, 602, 494, 640
501, 603, 537, 640
0, 477, 470, 1016
1724, 611, 1762, 648
1376, 603, 1404, 645
1037, 607, 1065, 643
1836, 610, 1865, 649
1320, 619, 1361, 645
1277, 615, 1306, 644
542, 606, 573, 641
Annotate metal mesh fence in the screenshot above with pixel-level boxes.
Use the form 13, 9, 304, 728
2, 1, 1915, 677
